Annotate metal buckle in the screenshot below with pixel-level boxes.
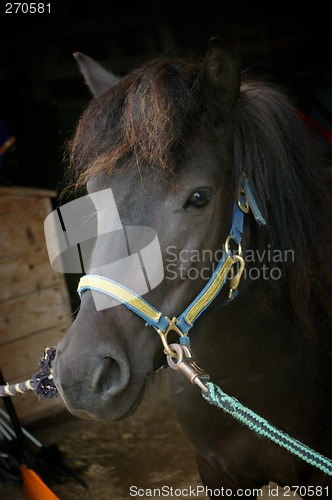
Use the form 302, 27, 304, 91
225, 234, 243, 257
228, 254, 245, 299
157, 317, 184, 358
167, 343, 210, 392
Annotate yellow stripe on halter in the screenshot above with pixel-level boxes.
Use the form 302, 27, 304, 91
185, 254, 234, 325
78, 275, 162, 322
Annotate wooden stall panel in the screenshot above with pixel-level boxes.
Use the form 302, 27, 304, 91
0, 282, 71, 345
0, 246, 61, 303
0, 187, 72, 424
0, 197, 50, 259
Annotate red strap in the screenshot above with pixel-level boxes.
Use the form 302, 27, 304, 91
299, 111, 332, 145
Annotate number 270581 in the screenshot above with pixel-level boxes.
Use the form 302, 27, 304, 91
5, 3, 51, 13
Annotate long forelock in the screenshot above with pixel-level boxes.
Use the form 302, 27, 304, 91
68, 58, 203, 186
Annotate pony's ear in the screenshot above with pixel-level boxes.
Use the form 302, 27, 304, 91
200, 38, 241, 115
73, 52, 119, 96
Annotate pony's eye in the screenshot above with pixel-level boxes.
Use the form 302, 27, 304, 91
186, 190, 212, 208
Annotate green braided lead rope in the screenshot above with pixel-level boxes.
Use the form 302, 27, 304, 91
202, 382, 332, 476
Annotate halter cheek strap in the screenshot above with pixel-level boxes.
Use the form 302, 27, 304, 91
77, 176, 266, 356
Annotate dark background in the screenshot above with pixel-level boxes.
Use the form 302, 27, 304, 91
1, 1, 332, 192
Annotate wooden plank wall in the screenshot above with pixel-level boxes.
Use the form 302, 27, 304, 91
0, 187, 72, 424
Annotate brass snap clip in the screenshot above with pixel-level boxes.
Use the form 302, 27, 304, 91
157, 317, 184, 358
228, 254, 245, 299
166, 343, 210, 392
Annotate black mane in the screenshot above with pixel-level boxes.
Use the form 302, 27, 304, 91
231, 77, 332, 350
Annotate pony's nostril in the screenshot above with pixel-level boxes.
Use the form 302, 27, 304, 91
93, 356, 129, 397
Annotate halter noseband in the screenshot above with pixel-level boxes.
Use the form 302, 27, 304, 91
77, 175, 266, 360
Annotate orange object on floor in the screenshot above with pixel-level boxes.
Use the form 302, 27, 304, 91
21, 465, 60, 500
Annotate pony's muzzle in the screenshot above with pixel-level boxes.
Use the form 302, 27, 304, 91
53, 345, 131, 419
